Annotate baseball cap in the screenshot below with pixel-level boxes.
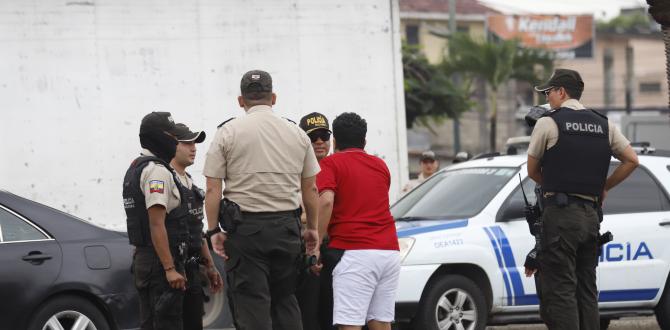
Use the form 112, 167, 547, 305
534, 69, 584, 93
299, 112, 331, 134
174, 123, 206, 143
420, 150, 436, 161
240, 70, 273, 96
140, 112, 178, 135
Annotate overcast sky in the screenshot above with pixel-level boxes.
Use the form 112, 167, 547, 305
479, 0, 649, 20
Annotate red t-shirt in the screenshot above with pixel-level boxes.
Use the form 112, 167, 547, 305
317, 148, 399, 251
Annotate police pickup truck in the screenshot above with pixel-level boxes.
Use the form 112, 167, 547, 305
393, 148, 670, 329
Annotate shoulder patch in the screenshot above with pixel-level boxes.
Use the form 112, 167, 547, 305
217, 118, 236, 128
149, 180, 165, 194
283, 117, 297, 125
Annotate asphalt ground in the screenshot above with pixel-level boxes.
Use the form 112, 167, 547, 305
487, 316, 660, 330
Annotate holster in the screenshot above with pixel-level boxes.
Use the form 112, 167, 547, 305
218, 198, 243, 234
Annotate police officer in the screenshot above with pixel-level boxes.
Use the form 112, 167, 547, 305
169, 123, 223, 330
123, 112, 189, 330
296, 112, 331, 330
527, 69, 639, 330
203, 70, 320, 330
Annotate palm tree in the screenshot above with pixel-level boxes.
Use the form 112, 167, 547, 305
647, 0, 670, 107
444, 34, 553, 152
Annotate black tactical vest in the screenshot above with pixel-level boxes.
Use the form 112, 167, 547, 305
123, 156, 190, 247
541, 108, 612, 196
183, 173, 205, 252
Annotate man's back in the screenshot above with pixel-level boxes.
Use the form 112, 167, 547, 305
318, 149, 398, 251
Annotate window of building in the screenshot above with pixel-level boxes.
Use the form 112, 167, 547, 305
639, 82, 662, 93
406, 25, 419, 45
456, 25, 469, 34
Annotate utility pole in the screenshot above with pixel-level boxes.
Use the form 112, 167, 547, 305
449, 0, 461, 154
604, 48, 614, 108
625, 46, 634, 114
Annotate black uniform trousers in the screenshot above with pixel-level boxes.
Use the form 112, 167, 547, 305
224, 211, 303, 330
539, 201, 600, 330
183, 251, 205, 330
133, 247, 185, 330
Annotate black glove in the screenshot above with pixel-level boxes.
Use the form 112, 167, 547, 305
524, 248, 539, 271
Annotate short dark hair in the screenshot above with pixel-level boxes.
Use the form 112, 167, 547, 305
562, 85, 583, 100
332, 112, 367, 150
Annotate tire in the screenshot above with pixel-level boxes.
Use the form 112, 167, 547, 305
202, 253, 235, 328
413, 274, 488, 330
600, 318, 611, 330
655, 278, 670, 329
27, 295, 110, 330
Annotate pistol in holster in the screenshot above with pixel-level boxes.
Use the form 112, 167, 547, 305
218, 198, 243, 235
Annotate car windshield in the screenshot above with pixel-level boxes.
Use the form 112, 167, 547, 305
392, 167, 518, 220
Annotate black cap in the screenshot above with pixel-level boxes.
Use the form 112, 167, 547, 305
240, 70, 272, 96
534, 69, 584, 93
174, 123, 206, 143
420, 150, 436, 161
299, 112, 331, 134
140, 112, 178, 135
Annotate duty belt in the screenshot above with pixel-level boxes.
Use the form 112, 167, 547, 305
543, 192, 598, 209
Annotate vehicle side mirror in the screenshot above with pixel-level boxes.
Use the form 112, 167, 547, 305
497, 200, 526, 222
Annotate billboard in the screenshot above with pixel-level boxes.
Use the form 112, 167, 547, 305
487, 14, 594, 59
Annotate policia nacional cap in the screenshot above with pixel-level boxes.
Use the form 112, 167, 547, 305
534, 68, 584, 93
140, 112, 179, 135
174, 123, 206, 143
240, 70, 273, 96
299, 112, 331, 134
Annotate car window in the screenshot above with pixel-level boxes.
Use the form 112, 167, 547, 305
0, 207, 47, 242
603, 165, 670, 214
497, 177, 538, 221
392, 167, 518, 220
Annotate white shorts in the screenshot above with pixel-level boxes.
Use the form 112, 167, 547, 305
332, 249, 400, 326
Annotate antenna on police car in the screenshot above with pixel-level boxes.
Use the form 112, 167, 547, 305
519, 173, 530, 207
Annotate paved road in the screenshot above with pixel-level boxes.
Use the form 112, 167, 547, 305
487, 316, 660, 330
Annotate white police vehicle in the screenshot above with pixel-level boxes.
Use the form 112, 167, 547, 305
392, 149, 670, 329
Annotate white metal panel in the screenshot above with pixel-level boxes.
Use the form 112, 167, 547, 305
0, 0, 407, 229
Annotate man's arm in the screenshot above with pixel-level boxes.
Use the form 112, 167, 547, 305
527, 155, 543, 185
604, 145, 639, 198
205, 177, 227, 257
148, 205, 186, 290
318, 190, 334, 244
301, 175, 319, 253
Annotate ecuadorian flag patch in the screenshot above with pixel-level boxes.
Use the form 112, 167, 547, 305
149, 180, 165, 194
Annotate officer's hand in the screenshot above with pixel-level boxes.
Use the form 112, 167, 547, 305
166, 269, 187, 290
303, 229, 319, 254
524, 267, 537, 277
211, 232, 228, 260
600, 189, 608, 206
206, 266, 223, 293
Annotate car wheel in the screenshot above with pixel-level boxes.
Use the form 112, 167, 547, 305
655, 277, 670, 329
414, 274, 488, 330
28, 295, 110, 330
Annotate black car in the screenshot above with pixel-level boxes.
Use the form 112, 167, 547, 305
0, 190, 140, 330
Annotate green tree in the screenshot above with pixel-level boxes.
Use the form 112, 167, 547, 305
443, 34, 554, 152
402, 44, 472, 130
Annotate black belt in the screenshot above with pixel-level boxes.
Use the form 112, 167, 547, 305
543, 193, 598, 209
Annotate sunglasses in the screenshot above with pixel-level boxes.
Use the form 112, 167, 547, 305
308, 130, 331, 143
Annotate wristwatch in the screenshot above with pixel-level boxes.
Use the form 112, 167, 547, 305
206, 227, 222, 238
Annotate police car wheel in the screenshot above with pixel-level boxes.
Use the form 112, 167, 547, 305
655, 276, 670, 329
414, 274, 488, 330
27, 295, 110, 330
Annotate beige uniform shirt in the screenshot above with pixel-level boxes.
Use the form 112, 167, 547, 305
139, 149, 181, 213
203, 105, 320, 212
527, 99, 631, 200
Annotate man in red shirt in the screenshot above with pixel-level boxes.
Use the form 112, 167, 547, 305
317, 112, 400, 330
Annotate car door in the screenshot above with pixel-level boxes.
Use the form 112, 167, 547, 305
494, 175, 541, 309
0, 204, 62, 328
597, 165, 670, 306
